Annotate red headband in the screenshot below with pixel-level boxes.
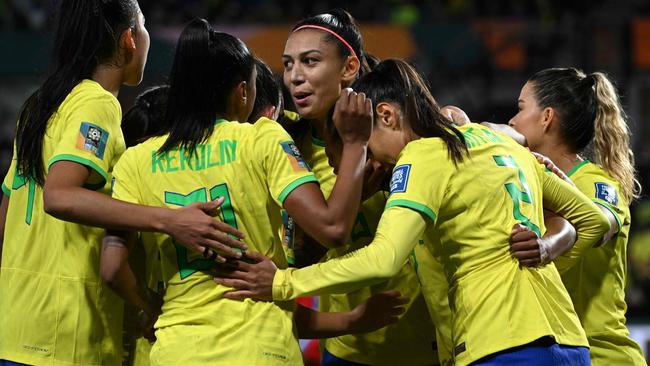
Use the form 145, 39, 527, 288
293, 25, 358, 59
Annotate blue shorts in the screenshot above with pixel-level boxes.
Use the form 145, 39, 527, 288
321, 349, 369, 366
0, 361, 30, 366
472, 337, 590, 366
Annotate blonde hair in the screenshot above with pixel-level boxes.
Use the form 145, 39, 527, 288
591, 72, 641, 202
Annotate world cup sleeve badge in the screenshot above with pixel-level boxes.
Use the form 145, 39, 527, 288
77, 122, 109, 159
595, 182, 618, 206
280, 141, 311, 172
390, 164, 411, 194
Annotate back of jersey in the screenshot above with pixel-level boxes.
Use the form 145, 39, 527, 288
111, 117, 317, 364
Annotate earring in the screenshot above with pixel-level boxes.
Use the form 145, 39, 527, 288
243, 97, 247, 104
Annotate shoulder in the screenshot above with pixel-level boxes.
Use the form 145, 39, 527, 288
65, 80, 121, 115
571, 161, 623, 206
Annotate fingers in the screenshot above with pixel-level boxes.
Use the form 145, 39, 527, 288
510, 240, 539, 252
202, 238, 243, 259
223, 290, 257, 300
211, 220, 246, 241
214, 277, 250, 289
512, 248, 540, 260
511, 230, 537, 244
241, 251, 265, 263
519, 258, 540, 267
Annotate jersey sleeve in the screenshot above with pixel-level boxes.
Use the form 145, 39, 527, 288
2, 145, 16, 197
384, 143, 451, 224
48, 92, 124, 189
573, 171, 624, 233
110, 148, 142, 205
272, 205, 426, 300
539, 164, 611, 273
254, 118, 318, 206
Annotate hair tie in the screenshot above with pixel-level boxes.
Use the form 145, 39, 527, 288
293, 25, 357, 59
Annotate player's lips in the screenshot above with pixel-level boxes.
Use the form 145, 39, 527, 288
293, 92, 312, 107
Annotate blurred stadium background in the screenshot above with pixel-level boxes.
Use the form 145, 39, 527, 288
1, 0, 649, 361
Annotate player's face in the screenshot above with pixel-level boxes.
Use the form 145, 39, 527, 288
368, 105, 409, 166
123, 6, 150, 86
508, 81, 544, 150
283, 30, 347, 120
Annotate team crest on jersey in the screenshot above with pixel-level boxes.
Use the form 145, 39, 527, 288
76, 122, 108, 159
281, 141, 311, 172
390, 164, 411, 194
595, 182, 618, 206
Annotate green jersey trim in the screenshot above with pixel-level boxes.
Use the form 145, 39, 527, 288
310, 127, 326, 147
386, 199, 437, 222
49, 154, 109, 186
1, 182, 10, 197
594, 201, 622, 234
278, 175, 320, 204
566, 160, 589, 178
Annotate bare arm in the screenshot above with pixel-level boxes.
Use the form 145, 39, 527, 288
283, 90, 372, 248
294, 290, 407, 339
100, 230, 159, 340
510, 210, 577, 267
43, 161, 246, 260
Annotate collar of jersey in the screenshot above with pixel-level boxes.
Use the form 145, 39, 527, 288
215, 118, 228, 125
310, 126, 326, 147
567, 159, 590, 177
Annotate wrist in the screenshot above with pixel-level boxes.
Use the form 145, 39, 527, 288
151, 207, 171, 234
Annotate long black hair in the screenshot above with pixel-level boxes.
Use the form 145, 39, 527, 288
352, 59, 468, 165
159, 18, 255, 154
121, 85, 169, 147
15, 0, 139, 186
292, 9, 372, 76
250, 58, 281, 122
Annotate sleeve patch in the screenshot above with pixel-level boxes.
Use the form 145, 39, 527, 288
77, 122, 109, 159
595, 182, 618, 206
389, 164, 411, 194
280, 141, 311, 172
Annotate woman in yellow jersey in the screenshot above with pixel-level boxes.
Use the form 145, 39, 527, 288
216, 59, 612, 366
0, 2, 247, 365
99, 18, 378, 365
280, 10, 439, 365
505, 68, 646, 365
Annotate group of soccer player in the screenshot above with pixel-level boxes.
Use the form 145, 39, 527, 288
0, 0, 646, 365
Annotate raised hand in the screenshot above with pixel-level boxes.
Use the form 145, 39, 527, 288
333, 88, 373, 145
440, 105, 471, 126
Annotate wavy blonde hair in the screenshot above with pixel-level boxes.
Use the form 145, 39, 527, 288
591, 72, 641, 203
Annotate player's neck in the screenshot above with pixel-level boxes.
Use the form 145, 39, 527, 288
92, 64, 124, 98
540, 144, 581, 175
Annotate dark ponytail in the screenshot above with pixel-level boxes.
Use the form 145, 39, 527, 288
292, 9, 372, 76
352, 59, 468, 165
15, 0, 138, 185
121, 85, 169, 148
159, 18, 255, 155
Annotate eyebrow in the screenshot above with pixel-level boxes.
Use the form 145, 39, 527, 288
282, 49, 323, 59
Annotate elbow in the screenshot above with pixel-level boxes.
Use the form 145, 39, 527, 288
321, 224, 349, 248
43, 188, 72, 219
100, 261, 119, 289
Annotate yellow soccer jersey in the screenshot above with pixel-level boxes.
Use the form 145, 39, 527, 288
111, 117, 318, 365
411, 239, 454, 366
294, 127, 335, 197
561, 161, 646, 366
272, 124, 609, 366
0, 80, 125, 365
322, 192, 438, 366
